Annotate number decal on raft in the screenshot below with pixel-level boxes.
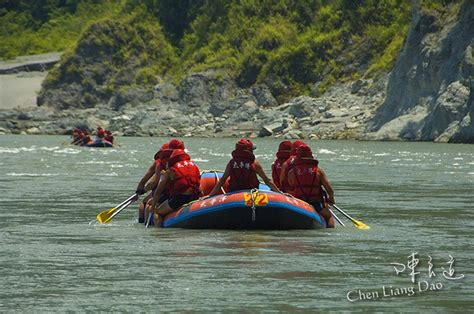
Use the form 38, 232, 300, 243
244, 192, 269, 206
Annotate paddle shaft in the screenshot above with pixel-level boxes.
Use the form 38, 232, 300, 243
145, 212, 153, 228
116, 193, 137, 209
332, 204, 355, 221
213, 171, 226, 194
328, 207, 345, 226
109, 199, 134, 220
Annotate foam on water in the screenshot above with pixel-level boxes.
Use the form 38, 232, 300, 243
6, 173, 60, 177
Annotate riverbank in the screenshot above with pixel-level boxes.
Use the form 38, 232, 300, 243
0, 70, 385, 140
0, 53, 386, 139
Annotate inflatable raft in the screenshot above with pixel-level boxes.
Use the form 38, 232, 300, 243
84, 139, 114, 147
161, 171, 327, 229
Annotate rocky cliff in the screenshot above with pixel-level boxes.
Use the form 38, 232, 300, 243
366, 1, 473, 143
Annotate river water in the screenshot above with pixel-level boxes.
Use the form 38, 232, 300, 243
0, 135, 472, 311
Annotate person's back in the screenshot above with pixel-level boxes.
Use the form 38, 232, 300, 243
287, 146, 323, 202
279, 140, 305, 193
151, 147, 201, 227
228, 139, 259, 192
287, 145, 335, 227
81, 131, 91, 146
271, 140, 292, 189
105, 130, 114, 143
167, 149, 201, 197
208, 139, 281, 197
96, 127, 105, 139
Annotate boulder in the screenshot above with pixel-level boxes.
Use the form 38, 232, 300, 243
430, 81, 470, 138
288, 96, 318, 118
251, 84, 277, 107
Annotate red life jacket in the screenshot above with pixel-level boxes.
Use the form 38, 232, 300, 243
271, 150, 290, 189
287, 158, 323, 202
159, 149, 173, 171
105, 134, 114, 143
97, 129, 105, 138
168, 153, 201, 197
272, 158, 285, 189
154, 159, 161, 175
280, 155, 296, 192
228, 149, 259, 191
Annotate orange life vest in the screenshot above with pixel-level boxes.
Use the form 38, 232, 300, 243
287, 158, 323, 202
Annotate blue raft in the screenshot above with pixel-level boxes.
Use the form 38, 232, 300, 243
160, 172, 327, 230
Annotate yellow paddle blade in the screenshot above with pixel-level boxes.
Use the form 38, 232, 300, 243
96, 207, 117, 224
352, 219, 370, 230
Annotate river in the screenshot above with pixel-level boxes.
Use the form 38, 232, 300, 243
0, 135, 472, 311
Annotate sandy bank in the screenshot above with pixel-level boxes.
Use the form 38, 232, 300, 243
0, 53, 60, 110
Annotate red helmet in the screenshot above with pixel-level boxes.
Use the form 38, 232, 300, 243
169, 139, 185, 150
168, 149, 190, 166
291, 140, 306, 155
278, 140, 292, 152
296, 144, 313, 158
154, 142, 170, 160
235, 139, 255, 151
276, 140, 292, 159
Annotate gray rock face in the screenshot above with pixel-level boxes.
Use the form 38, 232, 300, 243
368, 2, 474, 142
178, 70, 238, 109
288, 96, 318, 118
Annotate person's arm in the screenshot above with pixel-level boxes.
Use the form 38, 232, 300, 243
145, 174, 158, 192
208, 163, 231, 197
255, 161, 281, 193
150, 171, 170, 211
319, 168, 335, 205
136, 162, 155, 194
279, 162, 288, 188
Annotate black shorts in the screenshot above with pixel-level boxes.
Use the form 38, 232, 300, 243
309, 201, 324, 213
168, 194, 199, 210
141, 190, 168, 206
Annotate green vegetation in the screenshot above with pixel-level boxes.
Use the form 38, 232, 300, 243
1, 0, 463, 103
0, 0, 123, 59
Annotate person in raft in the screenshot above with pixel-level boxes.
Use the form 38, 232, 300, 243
150, 147, 201, 227
279, 140, 306, 193
71, 128, 83, 145
287, 144, 335, 227
208, 139, 281, 196
143, 139, 186, 223
104, 130, 114, 144
271, 140, 292, 190
96, 126, 106, 139
134, 142, 169, 223
134, 139, 185, 223
80, 130, 92, 146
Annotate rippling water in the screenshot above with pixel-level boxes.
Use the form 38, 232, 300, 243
0, 135, 472, 311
